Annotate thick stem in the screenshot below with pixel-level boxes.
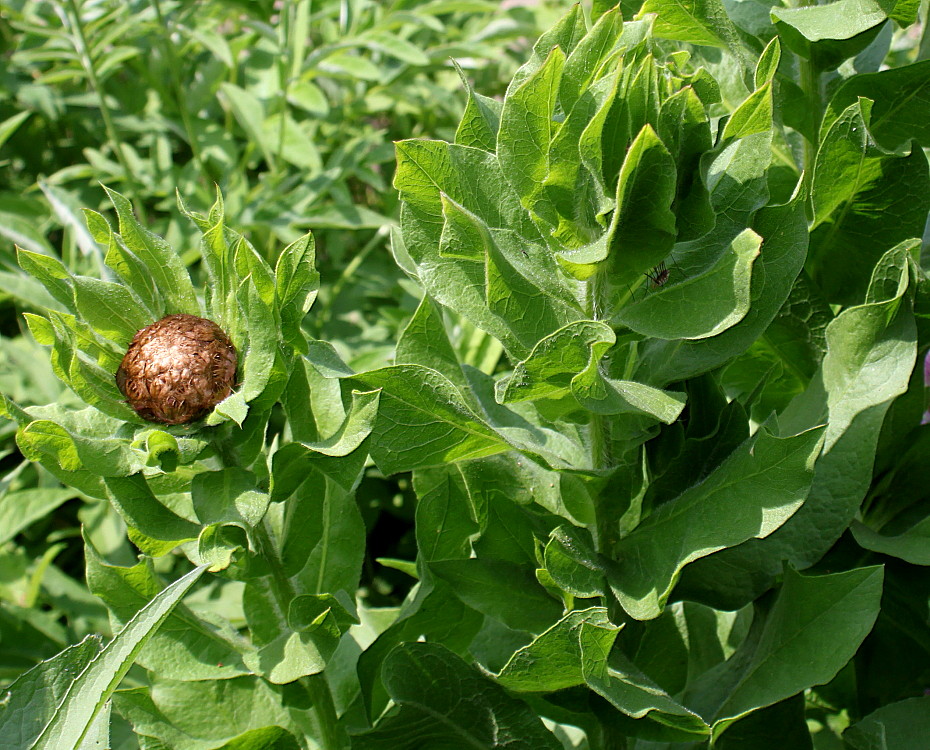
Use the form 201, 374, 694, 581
302, 674, 344, 749
253, 523, 343, 747
799, 55, 823, 203
588, 266, 617, 556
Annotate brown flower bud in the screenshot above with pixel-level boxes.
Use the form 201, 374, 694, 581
116, 314, 237, 425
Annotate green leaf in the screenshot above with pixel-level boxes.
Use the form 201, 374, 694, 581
72, 275, 152, 346
610, 425, 825, 620
244, 593, 357, 684
351, 643, 562, 750
559, 8, 624, 113
356, 579, 484, 723
437, 194, 579, 351
617, 228, 761, 340
678, 242, 916, 607
850, 516, 930, 564
353, 364, 508, 474
810, 102, 929, 305
218, 82, 274, 168
639, 0, 741, 50
844, 696, 930, 749
100, 187, 199, 316
708, 567, 884, 730
823, 60, 930, 150
0, 110, 31, 150
16, 247, 75, 312
41, 314, 138, 422
494, 320, 686, 420
394, 139, 576, 358
722, 81, 773, 140
453, 64, 502, 151
191, 468, 269, 529
771, 0, 891, 70
634, 197, 808, 385
360, 32, 430, 66
496, 608, 620, 691
275, 470, 366, 594
511, 4, 586, 90
18, 418, 142, 478
274, 231, 318, 355
771, 0, 889, 43
395, 296, 467, 391
568, 125, 677, 287
581, 628, 711, 738
300, 388, 378, 457
544, 525, 607, 598
0, 488, 77, 545
112, 678, 301, 750
85, 538, 249, 681
0, 565, 206, 749
429, 558, 563, 633
228, 279, 277, 409
104, 474, 200, 549
536, 79, 618, 247
413, 466, 480, 563
754, 37, 781, 87
706, 130, 772, 224
497, 320, 615, 403
286, 79, 328, 117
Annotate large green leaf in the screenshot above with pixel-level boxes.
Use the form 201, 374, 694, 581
495, 608, 619, 692
639, 0, 741, 50
771, 0, 896, 69
684, 566, 883, 736
0, 565, 206, 750
809, 101, 930, 305
271, 468, 366, 595
844, 696, 930, 749
581, 627, 711, 739
822, 60, 930, 150
113, 677, 303, 750
609, 425, 824, 620
677, 242, 916, 607
351, 643, 562, 750
492, 319, 684, 421
85, 539, 249, 681
634, 197, 809, 385
100, 187, 199, 316
497, 46, 565, 217
429, 558, 563, 633
353, 365, 509, 474
616, 228, 760, 340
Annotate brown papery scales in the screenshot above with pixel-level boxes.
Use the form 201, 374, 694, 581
116, 314, 238, 425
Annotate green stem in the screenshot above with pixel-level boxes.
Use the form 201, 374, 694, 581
63, 0, 147, 221
252, 523, 343, 747
253, 521, 297, 609
303, 674, 343, 749
798, 54, 822, 204
587, 266, 623, 562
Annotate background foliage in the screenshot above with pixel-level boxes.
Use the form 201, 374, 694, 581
1, 0, 930, 748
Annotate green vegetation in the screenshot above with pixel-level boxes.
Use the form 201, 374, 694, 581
1, 1, 930, 748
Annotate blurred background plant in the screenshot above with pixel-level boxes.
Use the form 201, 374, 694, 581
0, 0, 567, 680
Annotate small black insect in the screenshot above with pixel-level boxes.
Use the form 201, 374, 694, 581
645, 261, 670, 289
